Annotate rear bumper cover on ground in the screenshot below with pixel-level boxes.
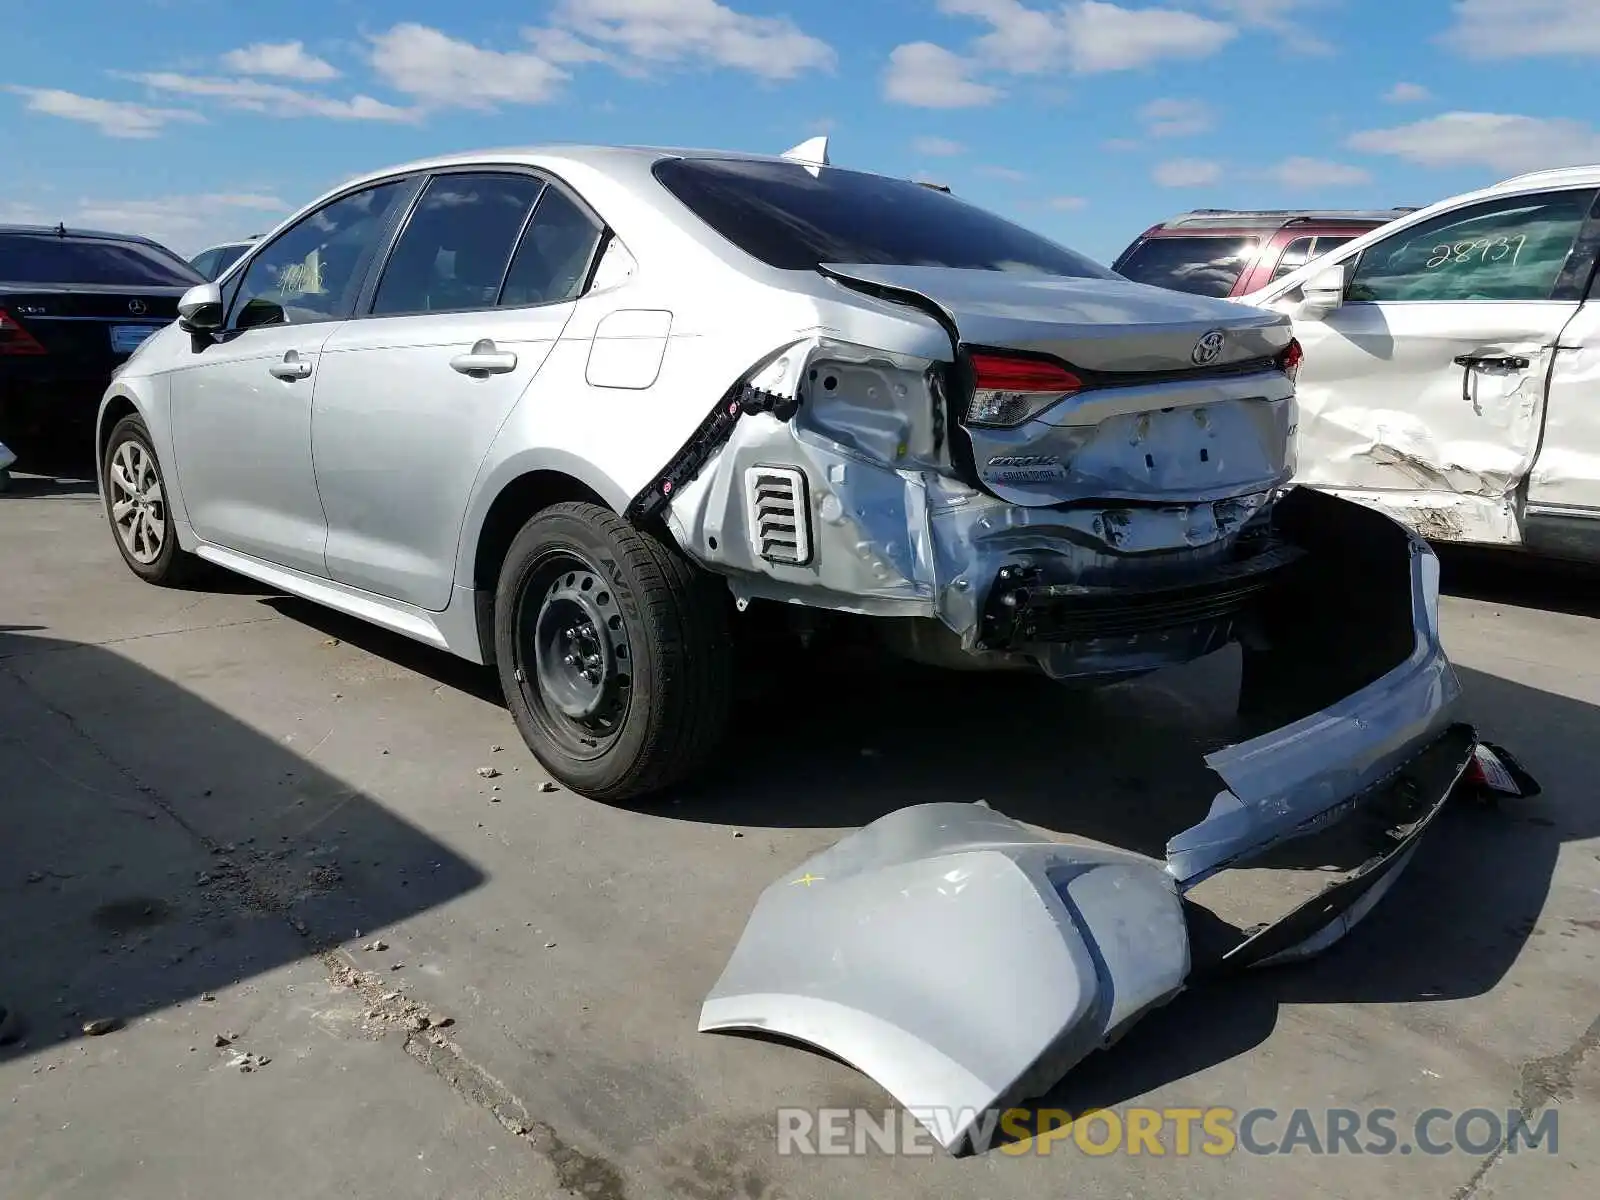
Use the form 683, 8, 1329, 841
702, 491, 1491, 1154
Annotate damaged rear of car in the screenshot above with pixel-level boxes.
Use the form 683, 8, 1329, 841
629, 152, 1509, 1149
647, 154, 1309, 686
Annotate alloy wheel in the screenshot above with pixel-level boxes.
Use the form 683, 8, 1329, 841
107, 438, 167, 565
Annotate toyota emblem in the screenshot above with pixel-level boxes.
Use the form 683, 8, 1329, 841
127, 298, 147, 315
1191, 329, 1226, 366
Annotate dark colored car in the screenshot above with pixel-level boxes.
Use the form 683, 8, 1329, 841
0, 224, 203, 446
1112, 208, 1417, 299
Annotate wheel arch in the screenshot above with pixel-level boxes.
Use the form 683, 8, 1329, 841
95, 390, 143, 483
460, 450, 636, 664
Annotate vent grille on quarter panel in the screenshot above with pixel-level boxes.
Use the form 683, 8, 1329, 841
744, 466, 811, 566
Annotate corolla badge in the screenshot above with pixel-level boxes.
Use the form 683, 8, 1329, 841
1191, 329, 1226, 366
127, 298, 147, 315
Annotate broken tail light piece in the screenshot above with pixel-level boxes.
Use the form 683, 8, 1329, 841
1457, 740, 1541, 803
1278, 337, 1303, 386
965, 351, 1082, 428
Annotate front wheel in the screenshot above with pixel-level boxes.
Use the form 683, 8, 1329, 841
102, 414, 201, 586
494, 502, 734, 802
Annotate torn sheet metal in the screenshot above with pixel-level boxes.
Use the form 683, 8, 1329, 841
665, 332, 1291, 677
699, 804, 1190, 1155
1312, 488, 1522, 547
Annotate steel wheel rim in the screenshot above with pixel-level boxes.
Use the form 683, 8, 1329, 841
108, 439, 166, 565
514, 551, 633, 760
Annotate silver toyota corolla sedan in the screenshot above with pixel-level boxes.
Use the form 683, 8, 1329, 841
98, 139, 1512, 1147
96, 136, 1463, 792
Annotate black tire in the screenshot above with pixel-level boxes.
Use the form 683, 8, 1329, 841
494, 501, 734, 802
102, 414, 202, 587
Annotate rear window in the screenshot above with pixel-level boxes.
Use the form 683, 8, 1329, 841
1114, 236, 1260, 297
0, 234, 203, 286
652, 157, 1114, 279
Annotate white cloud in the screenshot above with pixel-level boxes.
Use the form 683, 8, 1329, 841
548, 0, 836, 79
978, 164, 1028, 181
1204, 0, 1334, 55
367, 25, 569, 108
1441, 0, 1600, 58
1261, 155, 1372, 189
221, 41, 339, 81
889, 2, 1233, 108
129, 72, 417, 121
6, 86, 202, 139
1384, 81, 1431, 104
0, 192, 286, 255
1153, 157, 1222, 187
883, 42, 1001, 108
367, 6, 835, 112
1140, 97, 1214, 137
1347, 112, 1600, 175
1048, 195, 1089, 210
1103, 137, 1142, 152
913, 135, 966, 156
940, 0, 1236, 75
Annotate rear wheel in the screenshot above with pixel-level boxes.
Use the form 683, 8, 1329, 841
494, 502, 734, 802
102, 414, 201, 586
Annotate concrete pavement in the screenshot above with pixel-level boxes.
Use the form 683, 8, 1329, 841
2, 467, 1596, 1199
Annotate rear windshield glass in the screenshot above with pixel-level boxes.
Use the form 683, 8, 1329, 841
1114, 236, 1260, 297
0, 234, 203, 286
652, 157, 1115, 279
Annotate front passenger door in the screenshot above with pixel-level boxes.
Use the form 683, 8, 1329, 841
168, 178, 416, 575
312, 172, 606, 610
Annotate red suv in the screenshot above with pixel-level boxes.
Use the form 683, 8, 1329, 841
1112, 209, 1416, 299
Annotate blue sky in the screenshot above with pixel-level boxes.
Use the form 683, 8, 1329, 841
4, 1, 1600, 262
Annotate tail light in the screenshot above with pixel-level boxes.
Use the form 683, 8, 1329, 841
1278, 338, 1303, 385
0, 308, 47, 356
965, 351, 1082, 428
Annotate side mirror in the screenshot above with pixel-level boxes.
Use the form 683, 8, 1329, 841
1299, 262, 1347, 315
177, 282, 224, 333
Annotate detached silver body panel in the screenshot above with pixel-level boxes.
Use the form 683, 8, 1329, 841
699, 805, 1191, 1154
702, 488, 1479, 1154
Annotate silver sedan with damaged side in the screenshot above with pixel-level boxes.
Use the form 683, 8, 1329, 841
95, 137, 1528, 1147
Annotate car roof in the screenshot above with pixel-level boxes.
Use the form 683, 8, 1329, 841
1142, 209, 1417, 235
1485, 164, 1600, 193
0, 223, 176, 249
322, 142, 913, 199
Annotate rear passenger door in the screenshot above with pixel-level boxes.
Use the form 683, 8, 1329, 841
1277, 187, 1597, 543
311, 169, 606, 610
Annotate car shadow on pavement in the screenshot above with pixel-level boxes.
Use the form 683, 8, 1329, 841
0, 472, 99, 499
1438, 544, 1600, 621
0, 627, 486, 1066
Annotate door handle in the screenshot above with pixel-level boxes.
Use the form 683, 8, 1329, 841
269, 350, 312, 381
450, 339, 517, 376
1452, 354, 1531, 370
1452, 354, 1532, 405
